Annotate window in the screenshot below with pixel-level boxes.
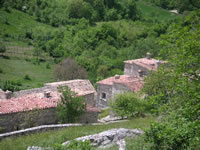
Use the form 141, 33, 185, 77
101, 92, 106, 99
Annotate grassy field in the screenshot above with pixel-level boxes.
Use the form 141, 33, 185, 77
0, 57, 55, 89
0, 8, 56, 90
0, 8, 54, 40
137, 0, 179, 21
0, 116, 154, 150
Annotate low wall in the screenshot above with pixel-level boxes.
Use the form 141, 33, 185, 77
0, 124, 83, 140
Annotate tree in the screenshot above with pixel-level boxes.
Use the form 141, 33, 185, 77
111, 92, 148, 118
144, 11, 200, 150
56, 86, 86, 123
54, 58, 88, 81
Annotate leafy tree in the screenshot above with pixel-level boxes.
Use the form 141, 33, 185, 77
54, 58, 88, 81
144, 11, 200, 150
56, 86, 86, 123
111, 92, 148, 118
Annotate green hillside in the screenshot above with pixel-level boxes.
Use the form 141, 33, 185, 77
0, 0, 180, 90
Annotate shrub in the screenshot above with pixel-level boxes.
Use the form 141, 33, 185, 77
24, 74, 31, 80
0, 68, 3, 73
2, 80, 22, 92
110, 92, 148, 118
0, 42, 6, 53
56, 86, 86, 123
46, 63, 51, 69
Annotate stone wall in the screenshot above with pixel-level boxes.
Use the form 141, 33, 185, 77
124, 63, 150, 77
0, 107, 99, 133
0, 108, 57, 133
83, 92, 96, 107
112, 83, 132, 98
97, 84, 112, 108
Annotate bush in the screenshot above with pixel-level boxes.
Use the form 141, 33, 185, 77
0, 42, 6, 53
56, 86, 86, 123
46, 63, 51, 69
24, 74, 31, 80
0, 68, 3, 73
2, 80, 22, 92
111, 92, 149, 118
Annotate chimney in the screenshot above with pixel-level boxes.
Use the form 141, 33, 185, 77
146, 52, 151, 59
115, 74, 120, 79
5, 90, 12, 99
44, 91, 51, 98
138, 70, 143, 77
155, 60, 161, 69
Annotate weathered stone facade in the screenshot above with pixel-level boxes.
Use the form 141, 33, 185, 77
0, 107, 99, 133
97, 75, 143, 108
124, 62, 151, 77
97, 84, 112, 108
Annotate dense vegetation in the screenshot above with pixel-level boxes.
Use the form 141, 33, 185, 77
0, 0, 178, 89
147, 0, 200, 13
1, 0, 140, 26
143, 11, 200, 149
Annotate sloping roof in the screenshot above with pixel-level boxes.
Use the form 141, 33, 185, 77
0, 91, 100, 115
45, 79, 96, 96
97, 75, 143, 92
124, 58, 158, 71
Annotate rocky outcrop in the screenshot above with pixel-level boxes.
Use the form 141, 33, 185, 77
62, 128, 144, 148
27, 128, 144, 150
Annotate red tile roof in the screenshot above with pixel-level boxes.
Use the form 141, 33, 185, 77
0, 92, 100, 115
97, 75, 143, 92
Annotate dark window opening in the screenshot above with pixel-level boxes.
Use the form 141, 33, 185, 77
102, 93, 106, 99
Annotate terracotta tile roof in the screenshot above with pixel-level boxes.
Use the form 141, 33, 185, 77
97, 75, 143, 92
124, 58, 158, 71
0, 92, 99, 115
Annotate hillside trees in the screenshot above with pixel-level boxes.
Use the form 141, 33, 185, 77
2, 0, 141, 25
143, 11, 200, 149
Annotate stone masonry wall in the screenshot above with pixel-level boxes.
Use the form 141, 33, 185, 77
124, 63, 150, 77
0, 108, 57, 133
97, 84, 112, 108
112, 83, 132, 98
83, 92, 96, 107
0, 107, 99, 133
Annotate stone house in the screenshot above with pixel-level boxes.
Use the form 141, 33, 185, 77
97, 53, 166, 108
0, 80, 100, 133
